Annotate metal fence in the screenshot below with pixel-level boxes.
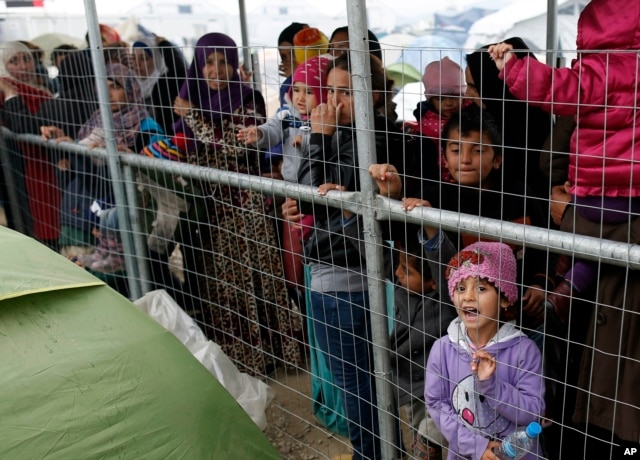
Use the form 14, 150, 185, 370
2, 8, 640, 460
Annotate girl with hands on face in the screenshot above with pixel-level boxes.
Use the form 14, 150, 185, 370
309, 97, 342, 137
295, 52, 409, 460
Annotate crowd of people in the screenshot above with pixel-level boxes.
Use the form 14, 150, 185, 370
0, 1, 639, 458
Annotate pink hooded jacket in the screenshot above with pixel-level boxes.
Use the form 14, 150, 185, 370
499, 0, 640, 198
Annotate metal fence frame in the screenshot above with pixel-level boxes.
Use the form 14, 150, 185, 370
3, 124, 639, 459
1, 1, 637, 457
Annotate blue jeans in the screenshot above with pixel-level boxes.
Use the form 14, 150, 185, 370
310, 290, 380, 460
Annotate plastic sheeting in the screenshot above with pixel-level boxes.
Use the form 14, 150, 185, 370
134, 289, 275, 431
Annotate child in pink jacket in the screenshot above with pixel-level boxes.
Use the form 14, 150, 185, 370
488, 0, 640, 324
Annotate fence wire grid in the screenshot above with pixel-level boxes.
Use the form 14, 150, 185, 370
1, 28, 640, 460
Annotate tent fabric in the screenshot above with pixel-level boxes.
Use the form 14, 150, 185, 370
0, 227, 102, 301
0, 227, 280, 459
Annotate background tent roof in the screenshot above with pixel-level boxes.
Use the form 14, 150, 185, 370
378, 33, 417, 66
0, 227, 280, 459
386, 61, 422, 88
464, 0, 580, 54
29, 32, 87, 66
394, 34, 463, 74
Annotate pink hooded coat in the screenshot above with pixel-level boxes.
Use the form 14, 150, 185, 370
499, 0, 640, 198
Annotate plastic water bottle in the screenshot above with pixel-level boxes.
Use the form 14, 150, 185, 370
493, 421, 543, 459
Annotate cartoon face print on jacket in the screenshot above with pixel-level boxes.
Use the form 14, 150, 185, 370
452, 375, 510, 436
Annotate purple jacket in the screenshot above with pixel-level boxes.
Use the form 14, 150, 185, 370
425, 319, 544, 460
499, 0, 640, 199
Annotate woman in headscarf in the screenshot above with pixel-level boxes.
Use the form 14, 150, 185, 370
40, 49, 97, 140
0, 41, 59, 247
41, 63, 150, 264
172, 32, 302, 375
131, 36, 186, 134
465, 37, 552, 200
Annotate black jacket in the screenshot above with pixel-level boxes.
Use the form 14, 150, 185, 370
298, 115, 408, 267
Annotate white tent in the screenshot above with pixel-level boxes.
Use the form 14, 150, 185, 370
464, 0, 582, 62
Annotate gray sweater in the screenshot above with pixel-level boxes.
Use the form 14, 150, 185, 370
255, 105, 310, 183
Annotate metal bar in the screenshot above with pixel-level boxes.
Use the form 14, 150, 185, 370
83, 0, 142, 299
346, 1, 398, 458
238, 0, 252, 77
546, 0, 558, 66
7, 130, 640, 271
122, 165, 152, 294
0, 128, 26, 235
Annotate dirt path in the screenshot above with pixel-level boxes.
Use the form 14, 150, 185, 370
264, 366, 352, 460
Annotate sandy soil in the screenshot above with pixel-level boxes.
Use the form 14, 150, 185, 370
263, 364, 417, 460
264, 366, 353, 460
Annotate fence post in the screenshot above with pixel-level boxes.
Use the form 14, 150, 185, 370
346, 1, 398, 458
83, 0, 143, 300
122, 165, 153, 294
0, 128, 27, 235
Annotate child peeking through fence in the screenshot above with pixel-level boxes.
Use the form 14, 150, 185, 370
488, 0, 640, 327
40, 63, 188, 274
389, 234, 455, 460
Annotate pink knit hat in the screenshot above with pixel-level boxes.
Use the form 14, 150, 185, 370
290, 55, 333, 105
446, 242, 519, 305
422, 57, 466, 98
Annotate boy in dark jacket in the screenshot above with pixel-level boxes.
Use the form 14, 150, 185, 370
389, 236, 456, 460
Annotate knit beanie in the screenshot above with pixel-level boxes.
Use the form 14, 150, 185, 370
99, 24, 121, 45
293, 28, 329, 67
422, 57, 466, 98
290, 55, 333, 105
446, 242, 518, 305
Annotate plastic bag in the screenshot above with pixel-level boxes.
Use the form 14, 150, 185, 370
134, 289, 274, 430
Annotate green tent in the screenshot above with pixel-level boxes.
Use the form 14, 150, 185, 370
386, 61, 423, 88
0, 227, 281, 459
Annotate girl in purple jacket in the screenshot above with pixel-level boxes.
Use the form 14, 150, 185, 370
424, 241, 544, 460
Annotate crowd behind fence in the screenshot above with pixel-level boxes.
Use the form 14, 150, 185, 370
1, 18, 640, 460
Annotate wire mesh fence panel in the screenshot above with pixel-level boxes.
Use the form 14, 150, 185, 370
1, 19, 640, 460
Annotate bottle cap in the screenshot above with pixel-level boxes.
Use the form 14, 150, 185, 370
526, 421, 543, 437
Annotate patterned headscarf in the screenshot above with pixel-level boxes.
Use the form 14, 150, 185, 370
173, 32, 253, 129
78, 63, 149, 148
0, 41, 52, 113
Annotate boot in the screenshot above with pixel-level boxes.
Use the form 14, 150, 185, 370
413, 435, 443, 460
